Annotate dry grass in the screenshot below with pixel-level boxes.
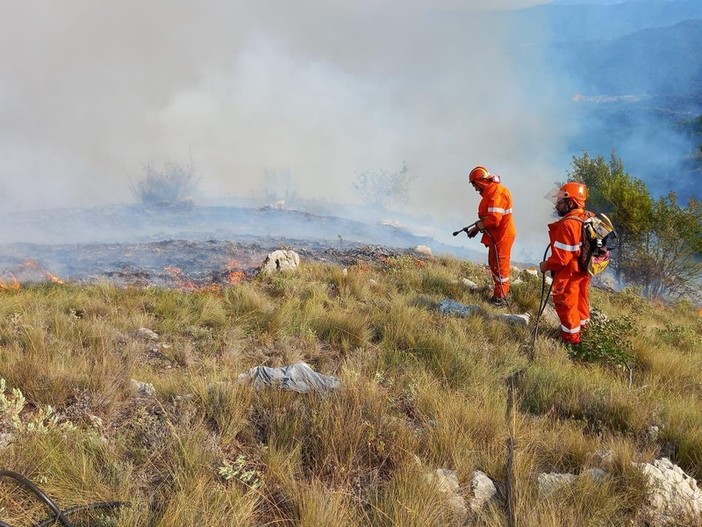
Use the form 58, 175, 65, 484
1, 255, 701, 526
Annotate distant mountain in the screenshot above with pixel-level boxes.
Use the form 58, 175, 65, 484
517, 0, 702, 42
513, 0, 702, 200
433, 0, 702, 200
552, 18, 702, 98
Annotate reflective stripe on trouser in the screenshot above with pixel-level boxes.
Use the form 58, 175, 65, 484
552, 271, 591, 344
487, 237, 514, 299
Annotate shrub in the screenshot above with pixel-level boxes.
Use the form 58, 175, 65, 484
131, 161, 199, 205
570, 316, 635, 368
352, 163, 415, 210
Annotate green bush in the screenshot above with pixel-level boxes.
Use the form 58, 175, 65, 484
570, 316, 635, 368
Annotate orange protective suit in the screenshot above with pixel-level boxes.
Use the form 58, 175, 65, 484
543, 208, 593, 344
478, 181, 516, 299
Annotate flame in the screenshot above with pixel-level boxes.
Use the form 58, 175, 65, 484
226, 258, 245, 284
165, 265, 197, 291
0, 274, 21, 291
164, 265, 224, 294
46, 272, 64, 284
1, 260, 64, 289
228, 271, 245, 284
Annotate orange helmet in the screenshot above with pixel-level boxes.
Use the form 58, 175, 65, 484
555, 182, 587, 208
468, 166, 495, 190
469, 165, 493, 183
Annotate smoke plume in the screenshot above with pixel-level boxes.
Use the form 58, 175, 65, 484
1, 0, 573, 260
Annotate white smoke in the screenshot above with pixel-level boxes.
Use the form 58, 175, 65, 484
1, 0, 559, 259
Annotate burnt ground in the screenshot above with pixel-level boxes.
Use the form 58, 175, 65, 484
0, 204, 478, 289
0, 238, 414, 289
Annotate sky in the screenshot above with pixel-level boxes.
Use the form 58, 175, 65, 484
1, 0, 583, 259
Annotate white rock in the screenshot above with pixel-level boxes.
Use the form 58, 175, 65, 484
137, 327, 159, 340
538, 472, 577, 496
131, 379, 156, 397
462, 278, 480, 290
470, 470, 498, 513
637, 457, 702, 525
497, 313, 531, 326
414, 245, 433, 257
423, 468, 468, 520
260, 250, 300, 274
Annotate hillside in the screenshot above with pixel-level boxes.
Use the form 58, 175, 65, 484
551, 18, 702, 98
522, 0, 702, 42
528, 3, 702, 202
1, 251, 701, 526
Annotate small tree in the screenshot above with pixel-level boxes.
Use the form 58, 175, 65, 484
568, 152, 654, 281
131, 160, 199, 205
627, 193, 702, 299
352, 163, 414, 210
568, 151, 702, 299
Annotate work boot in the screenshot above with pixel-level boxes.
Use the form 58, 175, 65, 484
489, 295, 506, 307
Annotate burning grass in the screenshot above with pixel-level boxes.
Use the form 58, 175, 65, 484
0, 254, 701, 526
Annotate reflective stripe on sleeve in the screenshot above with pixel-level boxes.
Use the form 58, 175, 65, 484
487, 207, 513, 214
580, 319, 590, 326
554, 240, 580, 252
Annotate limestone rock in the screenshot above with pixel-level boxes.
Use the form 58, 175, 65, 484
260, 250, 300, 274
638, 457, 702, 526
469, 470, 498, 513
414, 245, 433, 257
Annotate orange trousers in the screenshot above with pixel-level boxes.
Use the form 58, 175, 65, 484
487, 237, 514, 299
552, 270, 591, 344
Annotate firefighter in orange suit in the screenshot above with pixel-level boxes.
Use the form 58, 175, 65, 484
466, 166, 516, 306
539, 182, 593, 345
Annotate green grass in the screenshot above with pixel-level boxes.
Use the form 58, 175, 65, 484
1, 256, 701, 526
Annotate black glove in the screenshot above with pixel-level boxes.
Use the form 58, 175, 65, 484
467, 227, 480, 238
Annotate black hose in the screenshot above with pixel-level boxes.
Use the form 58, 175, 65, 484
0, 469, 127, 527
0, 470, 72, 527
36, 502, 127, 527
526, 244, 553, 361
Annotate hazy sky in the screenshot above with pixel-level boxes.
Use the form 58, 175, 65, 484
1, 0, 568, 256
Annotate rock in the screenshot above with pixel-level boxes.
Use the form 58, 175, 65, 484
414, 245, 433, 257
538, 472, 577, 496
260, 249, 300, 274
462, 278, 480, 290
638, 457, 702, 526
423, 468, 468, 521
524, 268, 552, 285
136, 327, 159, 340
583, 467, 607, 482
469, 470, 498, 513
131, 379, 156, 397
437, 299, 483, 317
496, 313, 531, 326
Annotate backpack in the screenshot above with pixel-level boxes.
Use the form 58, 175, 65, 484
568, 213, 617, 276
